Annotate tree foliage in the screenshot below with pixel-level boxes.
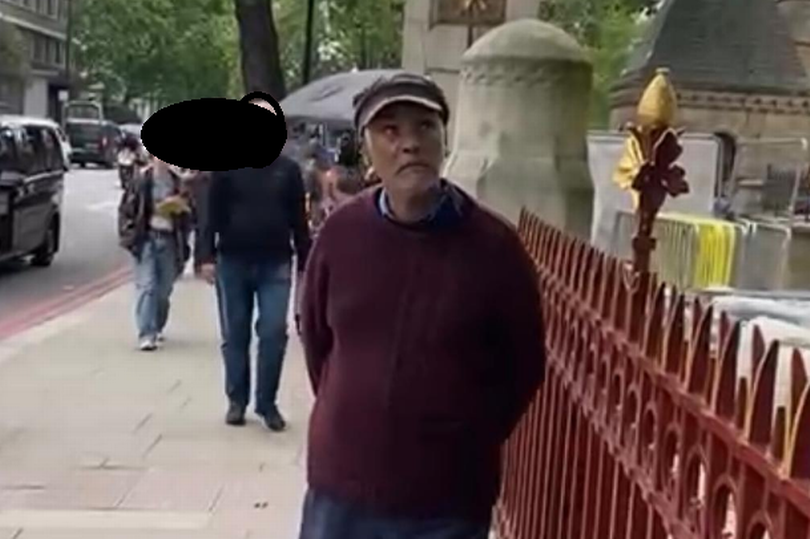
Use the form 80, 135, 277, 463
75, 0, 239, 106
275, 0, 404, 92
539, 0, 655, 127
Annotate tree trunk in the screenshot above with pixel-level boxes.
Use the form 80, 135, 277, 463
233, 0, 286, 99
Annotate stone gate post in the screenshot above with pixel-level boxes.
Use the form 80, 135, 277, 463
443, 19, 595, 239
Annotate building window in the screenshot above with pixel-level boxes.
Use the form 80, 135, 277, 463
33, 35, 46, 64
55, 41, 64, 67
45, 38, 54, 65
22, 0, 32, 9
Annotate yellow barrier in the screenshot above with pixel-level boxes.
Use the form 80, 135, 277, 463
613, 211, 742, 290
656, 213, 741, 289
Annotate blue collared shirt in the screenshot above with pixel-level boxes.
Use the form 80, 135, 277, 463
376, 180, 463, 229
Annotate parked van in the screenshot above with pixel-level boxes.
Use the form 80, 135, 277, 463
63, 101, 120, 168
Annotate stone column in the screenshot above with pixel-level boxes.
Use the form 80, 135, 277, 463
443, 19, 595, 238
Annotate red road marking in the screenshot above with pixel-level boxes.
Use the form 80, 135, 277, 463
0, 266, 132, 341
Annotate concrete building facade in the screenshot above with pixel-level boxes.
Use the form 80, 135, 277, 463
0, 0, 70, 120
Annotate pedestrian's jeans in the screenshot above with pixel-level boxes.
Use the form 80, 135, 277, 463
298, 489, 491, 539
134, 233, 177, 341
215, 255, 292, 417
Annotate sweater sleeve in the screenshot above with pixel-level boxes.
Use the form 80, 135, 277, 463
300, 233, 332, 394
494, 231, 547, 441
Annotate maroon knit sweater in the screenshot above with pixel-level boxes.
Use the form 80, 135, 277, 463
299, 186, 546, 522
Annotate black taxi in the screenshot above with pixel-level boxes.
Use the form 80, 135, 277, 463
0, 115, 65, 267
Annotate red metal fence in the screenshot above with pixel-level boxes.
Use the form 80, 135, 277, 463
495, 210, 810, 539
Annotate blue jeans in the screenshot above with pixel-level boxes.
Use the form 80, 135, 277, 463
298, 489, 491, 539
215, 255, 292, 416
134, 233, 177, 340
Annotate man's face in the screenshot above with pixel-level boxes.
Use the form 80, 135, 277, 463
364, 102, 444, 197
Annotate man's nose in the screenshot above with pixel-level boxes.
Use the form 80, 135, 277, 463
400, 130, 422, 154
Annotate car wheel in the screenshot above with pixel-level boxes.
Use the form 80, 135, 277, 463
78, 161, 86, 168
31, 222, 57, 267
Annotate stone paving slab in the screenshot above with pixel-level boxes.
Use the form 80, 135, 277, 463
0, 470, 140, 511
16, 533, 230, 539
0, 277, 313, 537
119, 470, 226, 512
0, 509, 210, 533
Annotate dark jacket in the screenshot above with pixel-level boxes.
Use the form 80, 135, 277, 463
117, 165, 192, 272
300, 186, 546, 522
195, 155, 311, 271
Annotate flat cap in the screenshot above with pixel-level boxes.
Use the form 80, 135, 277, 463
353, 72, 450, 131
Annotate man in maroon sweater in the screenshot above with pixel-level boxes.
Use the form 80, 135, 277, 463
298, 72, 546, 539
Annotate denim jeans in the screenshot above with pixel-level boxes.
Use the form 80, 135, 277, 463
215, 254, 292, 416
298, 489, 491, 539
133, 232, 177, 340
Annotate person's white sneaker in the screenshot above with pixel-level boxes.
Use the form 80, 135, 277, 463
156, 333, 165, 344
139, 337, 157, 352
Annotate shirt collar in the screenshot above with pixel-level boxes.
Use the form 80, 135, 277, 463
376, 179, 463, 228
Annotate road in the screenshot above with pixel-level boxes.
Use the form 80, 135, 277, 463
0, 166, 130, 328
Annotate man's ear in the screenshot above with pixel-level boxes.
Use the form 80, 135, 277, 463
358, 129, 370, 168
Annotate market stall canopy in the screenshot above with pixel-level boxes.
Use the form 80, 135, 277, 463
280, 69, 404, 129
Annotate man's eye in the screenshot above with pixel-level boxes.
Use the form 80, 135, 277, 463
421, 121, 436, 130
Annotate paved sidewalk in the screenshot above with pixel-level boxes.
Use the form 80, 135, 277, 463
0, 274, 313, 539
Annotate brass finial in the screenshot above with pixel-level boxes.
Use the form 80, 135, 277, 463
637, 68, 678, 129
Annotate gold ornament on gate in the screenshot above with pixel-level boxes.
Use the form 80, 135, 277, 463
612, 67, 689, 273
613, 68, 686, 209
637, 68, 678, 129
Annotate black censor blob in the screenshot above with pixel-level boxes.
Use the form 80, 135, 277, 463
140, 92, 287, 171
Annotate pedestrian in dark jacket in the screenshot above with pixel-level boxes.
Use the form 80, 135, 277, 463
196, 97, 311, 431
298, 72, 547, 539
117, 155, 192, 351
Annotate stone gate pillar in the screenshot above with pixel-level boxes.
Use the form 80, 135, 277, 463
443, 19, 595, 238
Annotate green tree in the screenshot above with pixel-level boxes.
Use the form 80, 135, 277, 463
275, 0, 404, 92
75, 0, 239, 107
539, 0, 653, 127
322, 0, 404, 71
